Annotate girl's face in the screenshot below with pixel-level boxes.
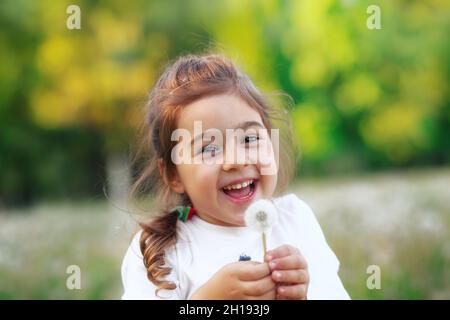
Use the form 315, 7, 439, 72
169, 93, 278, 227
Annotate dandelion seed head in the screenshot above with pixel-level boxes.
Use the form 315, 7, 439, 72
244, 199, 278, 233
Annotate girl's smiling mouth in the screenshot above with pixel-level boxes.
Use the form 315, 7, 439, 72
220, 178, 258, 204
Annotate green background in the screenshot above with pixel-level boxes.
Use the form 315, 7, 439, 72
0, 0, 449, 299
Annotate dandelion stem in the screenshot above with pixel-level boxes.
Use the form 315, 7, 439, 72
262, 232, 267, 257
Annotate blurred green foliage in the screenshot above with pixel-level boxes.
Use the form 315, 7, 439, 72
0, 0, 449, 206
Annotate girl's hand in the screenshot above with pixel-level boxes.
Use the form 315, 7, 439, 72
265, 244, 309, 300
190, 261, 276, 300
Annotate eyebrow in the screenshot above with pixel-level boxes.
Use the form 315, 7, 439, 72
190, 120, 265, 146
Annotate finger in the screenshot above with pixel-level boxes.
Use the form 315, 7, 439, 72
276, 294, 298, 300
249, 287, 276, 300
277, 284, 308, 300
238, 262, 271, 281
243, 275, 276, 297
265, 244, 300, 262
272, 269, 309, 284
269, 254, 307, 271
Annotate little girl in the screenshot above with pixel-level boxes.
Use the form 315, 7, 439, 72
121, 54, 350, 300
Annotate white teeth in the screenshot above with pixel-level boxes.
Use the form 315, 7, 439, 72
223, 179, 254, 190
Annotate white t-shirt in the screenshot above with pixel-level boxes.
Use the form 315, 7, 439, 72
121, 193, 350, 300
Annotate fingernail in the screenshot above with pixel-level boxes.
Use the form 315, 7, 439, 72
266, 254, 272, 261
278, 287, 285, 293
274, 271, 282, 280
269, 261, 276, 269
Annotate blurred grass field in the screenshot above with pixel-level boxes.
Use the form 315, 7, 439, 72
0, 168, 449, 299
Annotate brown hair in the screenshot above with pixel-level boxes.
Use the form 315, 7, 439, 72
128, 53, 297, 296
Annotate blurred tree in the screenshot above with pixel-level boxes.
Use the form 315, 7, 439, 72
0, 0, 449, 207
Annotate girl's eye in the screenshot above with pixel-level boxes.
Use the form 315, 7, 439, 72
202, 145, 220, 155
244, 135, 260, 144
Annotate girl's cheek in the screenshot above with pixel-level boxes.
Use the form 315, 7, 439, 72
255, 140, 278, 175
256, 152, 278, 179
196, 165, 220, 188
260, 174, 277, 198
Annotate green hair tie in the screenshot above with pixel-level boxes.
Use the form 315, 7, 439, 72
171, 205, 196, 222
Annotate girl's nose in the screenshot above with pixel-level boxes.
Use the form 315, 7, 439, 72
222, 161, 242, 171
222, 149, 249, 171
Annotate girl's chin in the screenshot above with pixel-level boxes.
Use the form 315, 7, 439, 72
231, 215, 246, 226
218, 213, 246, 227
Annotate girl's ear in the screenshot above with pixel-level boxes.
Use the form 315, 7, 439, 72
157, 158, 185, 194
169, 174, 185, 194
